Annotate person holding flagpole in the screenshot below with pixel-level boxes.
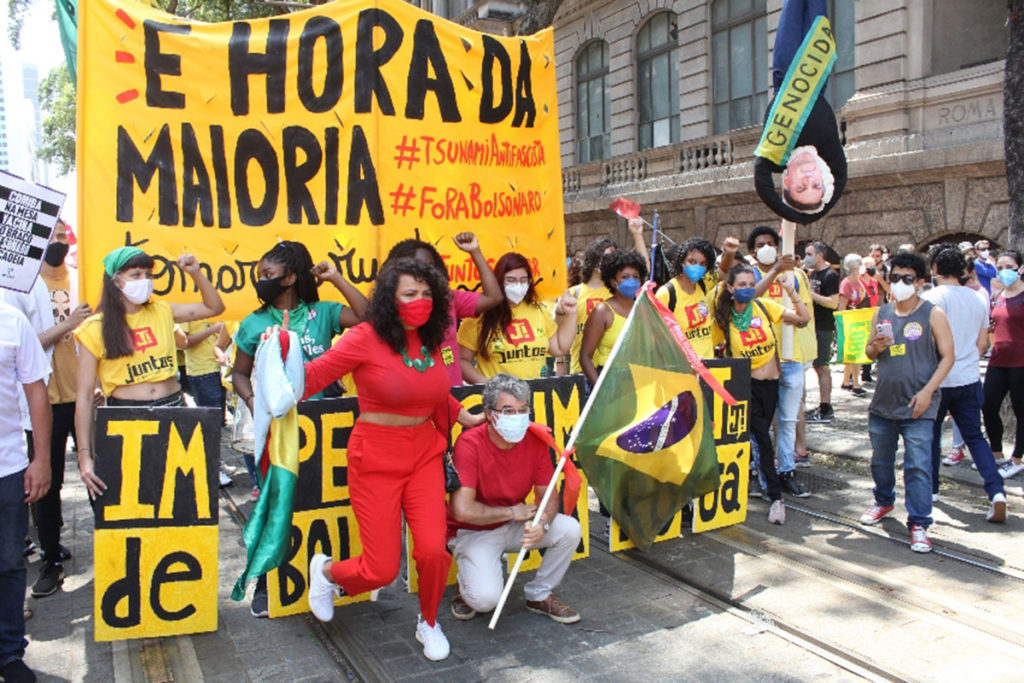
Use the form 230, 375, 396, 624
713, 264, 810, 525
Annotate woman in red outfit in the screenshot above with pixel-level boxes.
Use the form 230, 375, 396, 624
301, 258, 481, 662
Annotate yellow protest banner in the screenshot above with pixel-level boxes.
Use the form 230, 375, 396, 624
92, 407, 221, 641
78, 0, 565, 318
834, 307, 877, 364
754, 16, 836, 166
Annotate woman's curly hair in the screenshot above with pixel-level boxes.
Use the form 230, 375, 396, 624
599, 248, 648, 294
366, 258, 451, 354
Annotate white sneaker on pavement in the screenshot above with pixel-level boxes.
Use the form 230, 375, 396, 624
415, 614, 450, 661
999, 461, 1024, 479
308, 554, 338, 622
987, 493, 1008, 523
219, 469, 232, 487
768, 500, 786, 525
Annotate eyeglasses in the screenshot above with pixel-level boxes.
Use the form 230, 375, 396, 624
888, 273, 917, 285
504, 277, 530, 286
493, 407, 530, 416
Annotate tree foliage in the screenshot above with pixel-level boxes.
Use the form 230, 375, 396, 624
1007, 1, 1024, 251
36, 64, 76, 175
7, 0, 37, 49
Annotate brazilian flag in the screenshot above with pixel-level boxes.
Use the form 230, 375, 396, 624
575, 288, 721, 550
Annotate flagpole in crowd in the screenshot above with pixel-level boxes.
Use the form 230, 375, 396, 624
488, 283, 648, 630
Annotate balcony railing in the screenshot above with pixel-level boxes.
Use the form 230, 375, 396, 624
563, 135, 737, 196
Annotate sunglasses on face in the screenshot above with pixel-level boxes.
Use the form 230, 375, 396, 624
888, 273, 917, 285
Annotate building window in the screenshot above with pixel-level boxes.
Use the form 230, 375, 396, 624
824, 0, 855, 109
576, 41, 610, 163
712, 0, 768, 135
636, 12, 679, 150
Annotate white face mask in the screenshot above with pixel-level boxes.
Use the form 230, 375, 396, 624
756, 245, 778, 265
121, 278, 154, 305
858, 265, 867, 275
890, 280, 917, 302
504, 282, 529, 305
492, 412, 530, 443
980, 249, 990, 260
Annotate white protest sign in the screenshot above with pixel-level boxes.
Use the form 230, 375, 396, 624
0, 171, 66, 293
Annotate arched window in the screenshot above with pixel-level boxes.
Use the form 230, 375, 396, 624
711, 0, 768, 134
636, 13, 679, 150
576, 41, 610, 163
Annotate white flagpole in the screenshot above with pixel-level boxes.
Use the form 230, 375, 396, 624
487, 284, 648, 630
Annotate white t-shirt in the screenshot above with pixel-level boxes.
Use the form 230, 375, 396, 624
0, 277, 55, 430
923, 284, 988, 388
0, 302, 51, 477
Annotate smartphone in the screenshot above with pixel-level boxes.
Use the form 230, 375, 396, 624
877, 321, 893, 338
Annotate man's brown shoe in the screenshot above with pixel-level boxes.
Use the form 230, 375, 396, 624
450, 592, 477, 620
525, 594, 580, 624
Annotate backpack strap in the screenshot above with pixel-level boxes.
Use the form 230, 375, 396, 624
667, 280, 677, 312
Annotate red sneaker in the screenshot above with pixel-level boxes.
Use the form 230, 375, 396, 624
942, 446, 965, 466
859, 503, 894, 525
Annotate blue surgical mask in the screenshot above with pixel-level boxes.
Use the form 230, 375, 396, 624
998, 268, 1020, 288
732, 287, 756, 304
683, 264, 707, 283
493, 412, 530, 443
616, 277, 641, 299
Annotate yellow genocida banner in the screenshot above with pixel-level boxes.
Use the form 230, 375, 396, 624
78, 0, 565, 318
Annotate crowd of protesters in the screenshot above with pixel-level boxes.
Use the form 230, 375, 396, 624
4, 215, 1022, 677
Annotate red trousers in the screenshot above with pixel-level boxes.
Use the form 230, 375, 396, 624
330, 420, 451, 625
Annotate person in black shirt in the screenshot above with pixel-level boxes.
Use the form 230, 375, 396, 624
805, 241, 839, 421
754, 0, 847, 224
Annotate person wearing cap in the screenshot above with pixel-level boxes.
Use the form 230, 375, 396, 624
72, 247, 225, 500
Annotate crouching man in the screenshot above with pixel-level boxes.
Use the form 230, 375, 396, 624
447, 373, 582, 623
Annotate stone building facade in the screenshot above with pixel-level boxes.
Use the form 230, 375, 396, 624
550, 0, 1009, 259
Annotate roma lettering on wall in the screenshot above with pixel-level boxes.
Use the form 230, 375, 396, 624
92, 407, 221, 641
78, 0, 565, 317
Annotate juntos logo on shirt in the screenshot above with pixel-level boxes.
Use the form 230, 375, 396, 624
684, 302, 709, 328
132, 327, 157, 352
586, 298, 602, 315
506, 319, 536, 345
739, 325, 768, 347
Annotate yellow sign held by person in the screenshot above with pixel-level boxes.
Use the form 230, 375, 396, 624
834, 307, 877, 364
755, 16, 836, 166
78, 0, 565, 318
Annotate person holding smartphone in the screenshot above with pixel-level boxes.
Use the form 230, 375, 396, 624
860, 253, 954, 553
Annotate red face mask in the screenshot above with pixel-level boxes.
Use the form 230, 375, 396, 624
397, 298, 433, 327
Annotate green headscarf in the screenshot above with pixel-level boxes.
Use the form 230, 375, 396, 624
103, 246, 146, 277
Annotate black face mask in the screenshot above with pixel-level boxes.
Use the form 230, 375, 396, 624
255, 275, 290, 304
866, 267, 876, 276
43, 241, 70, 266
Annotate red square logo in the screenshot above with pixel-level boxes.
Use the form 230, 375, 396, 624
132, 327, 157, 352
506, 319, 535, 345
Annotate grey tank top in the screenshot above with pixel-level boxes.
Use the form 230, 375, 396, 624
870, 301, 941, 421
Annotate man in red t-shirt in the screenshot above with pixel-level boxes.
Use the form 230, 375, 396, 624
447, 374, 582, 623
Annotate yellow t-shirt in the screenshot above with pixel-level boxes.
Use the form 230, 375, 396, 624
40, 269, 77, 404
655, 275, 717, 358
568, 282, 611, 373
712, 298, 785, 370
74, 301, 179, 396
457, 301, 556, 379
753, 266, 816, 363
179, 320, 222, 377
592, 302, 627, 368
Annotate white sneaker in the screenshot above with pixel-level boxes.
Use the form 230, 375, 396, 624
932, 493, 939, 503
219, 469, 232, 487
987, 493, 1008, 523
768, 500, 786, 525
415, 615, 450, 661
999, 461, 1024, 479
308, 554, 337, 622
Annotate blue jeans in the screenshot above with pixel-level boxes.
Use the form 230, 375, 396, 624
777, 361, 805, 474
931, 382, 1003, 500
0, 469, 29, 667
869, 413, 933, 529
189, 371, 225, 410
773, 0, 829, 89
